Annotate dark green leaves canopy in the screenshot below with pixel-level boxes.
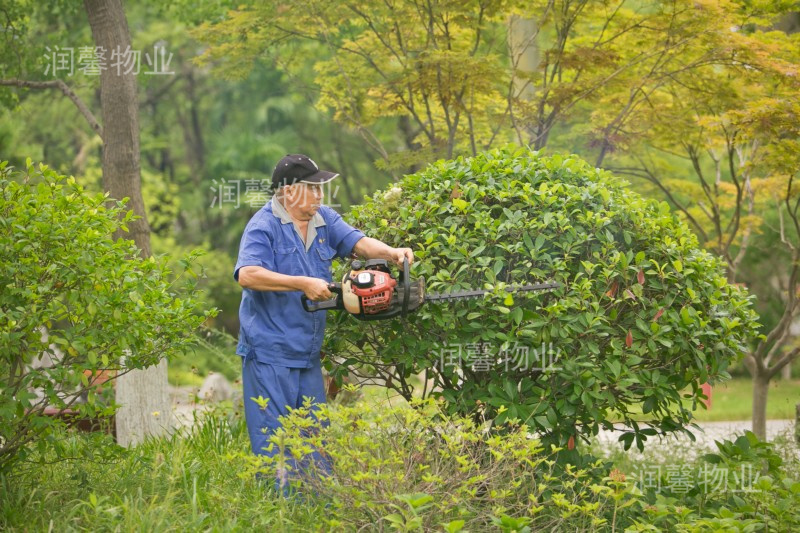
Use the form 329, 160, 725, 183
324, 146, 759, 450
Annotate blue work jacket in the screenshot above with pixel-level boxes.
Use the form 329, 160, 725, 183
233, 197, 364, 367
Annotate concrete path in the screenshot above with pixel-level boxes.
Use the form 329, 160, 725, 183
593, 420, 796, 461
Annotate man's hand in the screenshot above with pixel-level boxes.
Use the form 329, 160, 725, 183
353, 237, 414, 266
303, 277, 333, 301
237, 266, 335, 299
388, 247, 414, 266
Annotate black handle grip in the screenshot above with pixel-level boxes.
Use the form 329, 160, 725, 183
301, 283, 342, 312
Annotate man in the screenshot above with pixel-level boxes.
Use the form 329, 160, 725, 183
233, 153, 413, 490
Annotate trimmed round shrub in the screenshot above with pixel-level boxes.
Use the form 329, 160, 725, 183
323, 146, 759, 450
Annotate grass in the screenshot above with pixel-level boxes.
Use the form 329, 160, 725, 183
690, 378, 800, 422
607, 377, 799, 424
0, 409, 325, 532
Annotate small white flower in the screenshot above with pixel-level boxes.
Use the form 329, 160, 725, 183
383, 187, 402, 206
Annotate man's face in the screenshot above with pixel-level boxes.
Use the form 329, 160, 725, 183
283, 182, 324, 221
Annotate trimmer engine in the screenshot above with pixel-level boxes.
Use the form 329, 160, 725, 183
301, 258, 424, 321
347, 267, 398, 314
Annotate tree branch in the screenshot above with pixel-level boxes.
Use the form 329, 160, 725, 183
0, 78, 103, 138
767, 346, 800, 380
607, 161, 709, 242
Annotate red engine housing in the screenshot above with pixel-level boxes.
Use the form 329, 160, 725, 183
349, 270, 397, 314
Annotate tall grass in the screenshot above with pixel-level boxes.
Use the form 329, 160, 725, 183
0, 408, 325, 532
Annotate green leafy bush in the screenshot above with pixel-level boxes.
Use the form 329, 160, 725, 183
625, 431, 800, 531
257, 394, 799, 532
0, 160, 214, 471
254, 392, 640, 531
324, 146, 760, 450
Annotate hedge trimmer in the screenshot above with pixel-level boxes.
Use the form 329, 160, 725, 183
302, 258, 559, 321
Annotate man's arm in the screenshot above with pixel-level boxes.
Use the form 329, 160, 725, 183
352, 237, 414, 266
237, 266, 332, 301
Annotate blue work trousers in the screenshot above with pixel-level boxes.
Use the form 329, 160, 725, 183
241, 355, 331, 495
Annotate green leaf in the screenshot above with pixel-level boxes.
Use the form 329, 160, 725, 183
619, 433, 635, 450
642, 397, 655, 414
609, 359, 621, 377
443, 520, 465, 533
493, 258, 504, 275
681, 307, 691, 326
522, 232, 534, 251
383, 513, 405, 526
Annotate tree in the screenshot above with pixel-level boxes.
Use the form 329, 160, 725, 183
82, 0, 171, 447
323, 147, 759, 451
195, 1, 764, 168
598, 3, 800, 438
1, 0, 169, 446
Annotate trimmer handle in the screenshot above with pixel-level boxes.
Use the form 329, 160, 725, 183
301, 283, 342, 312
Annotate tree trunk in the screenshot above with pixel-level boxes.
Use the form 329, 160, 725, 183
507, 15, 540, 144
752, 374, 769, 440
781, 360, 792, 380
84, 0, 150, 255
795, 402, 800, 444
186, 70, 206, 179
115, 358, 172, 442
508, 16, 539, 102
773, 12, 800, 34
85, 0, 172, 446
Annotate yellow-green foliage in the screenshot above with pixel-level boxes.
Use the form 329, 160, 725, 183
252, 391, 642, 532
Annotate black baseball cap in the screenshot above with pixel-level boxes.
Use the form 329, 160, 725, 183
271, 154, 339, 190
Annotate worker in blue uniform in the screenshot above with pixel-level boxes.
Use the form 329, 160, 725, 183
234, 153, 413, 494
